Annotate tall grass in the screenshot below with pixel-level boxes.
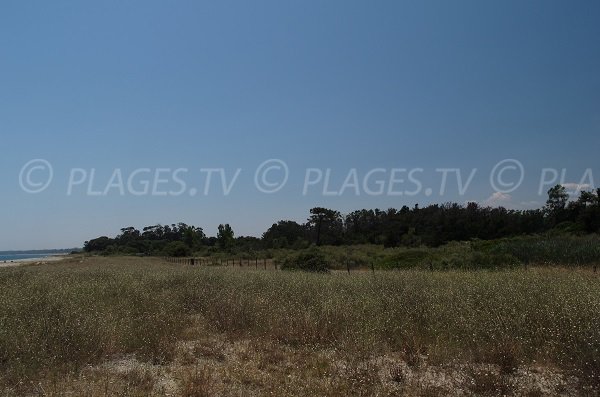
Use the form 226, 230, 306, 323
0, 260, 187, 383
0, 256, 599, 389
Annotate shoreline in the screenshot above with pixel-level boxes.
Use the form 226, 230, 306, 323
0, 254, 69, 267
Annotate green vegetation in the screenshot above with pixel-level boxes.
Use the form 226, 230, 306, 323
87, 228, 600, 272
84, 186, 600, 258
60, 187, 600, 394
279, 248, 331, 273
483, 234, 600, 266
0, 256, 599, 395
271, 234, 600, 271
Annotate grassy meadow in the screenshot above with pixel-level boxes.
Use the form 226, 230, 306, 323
0, 255, 599, 396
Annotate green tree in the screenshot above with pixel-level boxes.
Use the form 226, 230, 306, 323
181, 225, 205, 249
308, 207, 342, 246
545, 184, 569, 226
217, 224, 235, 250
262, 220, 308, 248
577, 190, 600, 233
162, 241, 191, 257
84, 236, 114, 252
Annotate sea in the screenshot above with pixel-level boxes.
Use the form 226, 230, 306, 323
0, 252, 59, 262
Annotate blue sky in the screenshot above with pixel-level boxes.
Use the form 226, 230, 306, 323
1, 0, 599, 250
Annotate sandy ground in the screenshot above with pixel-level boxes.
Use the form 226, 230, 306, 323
0, 254, 68, 267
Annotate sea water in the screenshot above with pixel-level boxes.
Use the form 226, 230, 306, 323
0, 253, 56, 262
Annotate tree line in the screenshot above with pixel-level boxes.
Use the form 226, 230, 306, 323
84, 185, 600, 256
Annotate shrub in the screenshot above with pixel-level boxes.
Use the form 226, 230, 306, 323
378, 249, 431, 269
279, 248, 330, 273
163, 241, 191, 257
477, 235, 600, 266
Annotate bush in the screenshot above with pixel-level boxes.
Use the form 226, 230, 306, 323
162, 241, 191, 257
279, 248, 330, 273
376, 248, 432, 269
477, 234, 600, 266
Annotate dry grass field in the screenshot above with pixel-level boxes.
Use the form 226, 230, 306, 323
1, 255, 599, 396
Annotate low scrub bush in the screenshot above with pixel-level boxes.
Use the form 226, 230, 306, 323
278, 248, 331, 273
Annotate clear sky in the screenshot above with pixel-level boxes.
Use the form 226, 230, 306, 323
1, 0, 599, 250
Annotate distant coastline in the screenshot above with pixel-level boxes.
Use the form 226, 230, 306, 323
0, 249, 76, 264
0, 253, 59, 262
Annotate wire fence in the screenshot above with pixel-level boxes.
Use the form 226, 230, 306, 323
164, 256, 376, 273
164, 257, 277, 269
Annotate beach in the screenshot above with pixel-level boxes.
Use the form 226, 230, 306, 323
0, 254, 67, 267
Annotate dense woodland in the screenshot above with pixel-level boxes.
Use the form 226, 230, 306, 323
84, 185, 600, 256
